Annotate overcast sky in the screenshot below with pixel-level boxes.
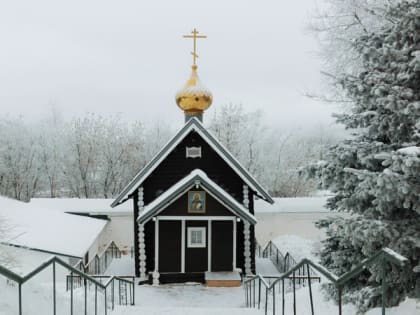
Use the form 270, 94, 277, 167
0, 0, 339, 130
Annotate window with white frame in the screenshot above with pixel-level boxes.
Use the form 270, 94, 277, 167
187, 227, 206, 248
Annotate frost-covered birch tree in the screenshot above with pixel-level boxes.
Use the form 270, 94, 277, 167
0, 118, 41, 201
98, 118, 147, 198
209, 104, 341, 197
0, 107, 338, 199
63, 114, 105, 198
38, 111, 65, 198
307, 1, 420, 311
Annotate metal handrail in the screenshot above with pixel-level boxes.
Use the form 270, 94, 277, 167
75, 241, 123, 274
0, 255, 135, 315
245, 247, 408, 315
256, 238, 318, 281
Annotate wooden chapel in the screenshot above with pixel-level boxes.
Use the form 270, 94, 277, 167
111, 29, 273, 285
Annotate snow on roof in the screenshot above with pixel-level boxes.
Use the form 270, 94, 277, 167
112, 117, 273, 208
138, 169, 257, 224
255, 197, 329, 213
0, 196, 108, 258
30, 198, 132, 215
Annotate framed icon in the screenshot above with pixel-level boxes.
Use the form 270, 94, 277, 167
188, 191, 206, 213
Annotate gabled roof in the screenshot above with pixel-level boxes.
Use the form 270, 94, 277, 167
137, 169, 257, 224
111, 117, 273, 207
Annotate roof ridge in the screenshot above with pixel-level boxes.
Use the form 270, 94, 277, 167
111, 117, 273, 208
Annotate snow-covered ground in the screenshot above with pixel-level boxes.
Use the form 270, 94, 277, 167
255, 257, 281, 276
114, 307, 262, 314
272, 234, 319, 262
0, 244, 72, 276
1, 239, 418, 314
259, 235, 419, 315
1, 195, 418, 314
268, 281, 419, 315
104, 255, 135, 276
2, 262, 418, 315
0, 263, 106, 315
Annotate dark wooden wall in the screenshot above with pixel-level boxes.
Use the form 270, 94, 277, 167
142, 131, 244, 206
211, 221, 233, 271
159, 221, 182, 272
140, 196, 256, 276
145, 220, 155, 275
132, 129, 259, 277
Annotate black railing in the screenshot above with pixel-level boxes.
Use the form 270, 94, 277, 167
0, 255, 135, 315
256, 239, 317, 282
75, 241, 122, 275
245, 247, 408, 315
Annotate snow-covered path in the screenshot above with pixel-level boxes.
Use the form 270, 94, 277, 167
114, 306, 262, 314
255, 257, 281, 276
133, 283, 246, 308
112, 282, 263, 314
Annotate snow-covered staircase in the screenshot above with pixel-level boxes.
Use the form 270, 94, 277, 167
112, 306, 263, 314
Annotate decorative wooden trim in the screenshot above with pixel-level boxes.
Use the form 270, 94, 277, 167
138, 186, 146, 279
138, 223, 146, 279
181, 220, 185, 273
137, 187, 144, 213
244, 222, 252, 275
243, 184, 249, 209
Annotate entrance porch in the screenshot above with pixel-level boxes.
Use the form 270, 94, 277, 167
152, 216, 238, 285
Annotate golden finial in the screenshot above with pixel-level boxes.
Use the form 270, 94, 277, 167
183, 28, 207, 67
176, 28, 212, 122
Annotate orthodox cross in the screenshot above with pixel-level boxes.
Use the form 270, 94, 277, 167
183, 28, 207, 66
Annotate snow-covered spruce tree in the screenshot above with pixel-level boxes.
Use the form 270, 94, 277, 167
307, 1, 420, 311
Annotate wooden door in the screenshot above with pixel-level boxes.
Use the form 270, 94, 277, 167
158, 220, 182, 272
185, 221, 208, 272
211, 221, 233, 271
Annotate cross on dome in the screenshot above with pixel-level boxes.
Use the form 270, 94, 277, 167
183, 28, 207, 67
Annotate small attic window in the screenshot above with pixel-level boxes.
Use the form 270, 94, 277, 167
186, 146, 202, 158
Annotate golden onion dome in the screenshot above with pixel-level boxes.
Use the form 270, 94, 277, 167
176, 65, 213, 114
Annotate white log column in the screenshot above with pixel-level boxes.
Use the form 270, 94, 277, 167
243, 222, 252, 275
137, 187, 147, 279
243, 185, 252, 275
153, 218, 160, 286
243, 184, 249, 209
